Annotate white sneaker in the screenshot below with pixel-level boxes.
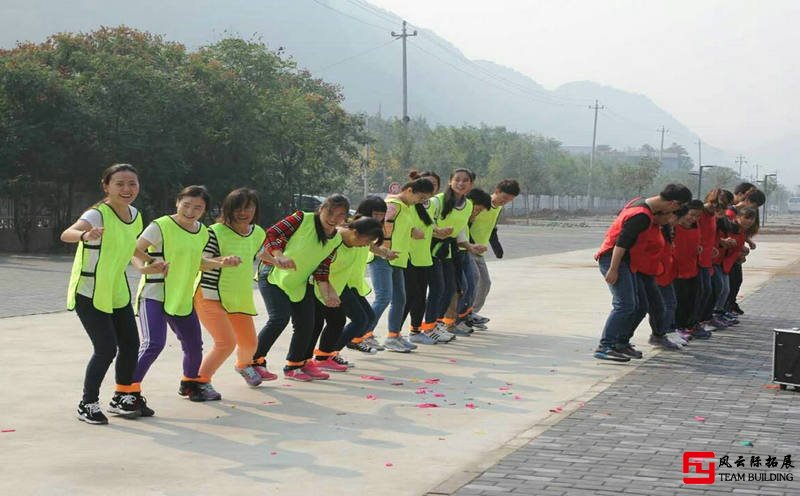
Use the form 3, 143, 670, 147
666, 333, 687, 347
430, 323, 455, 343
702, 322, 717, 332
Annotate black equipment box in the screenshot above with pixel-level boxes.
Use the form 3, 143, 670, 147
773, 328, 800, 390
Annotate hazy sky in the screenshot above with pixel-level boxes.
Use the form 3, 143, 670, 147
369, 0, 799, 180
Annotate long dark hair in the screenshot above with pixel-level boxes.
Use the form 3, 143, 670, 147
441, 168, 475, 219
217, 187, 260, 226
345, 216, 384, 246
409, 170, 435, 225
314, 194, 350, 244
96, 163, 138, 206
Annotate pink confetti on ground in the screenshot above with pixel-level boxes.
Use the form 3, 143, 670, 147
549, 407, 563, 413
1, 429, 15, 433
391, 382, 404, 386
360, 375, 385, 381
424, 378, 440, 384
499, 386, 510, 391
366, 394, 377, 400
465, 403, 476, 409
415, 388, 428, 395
416, 403, 439, 408
282, 384, 293, 387
764, 384, 780, 389
434, 393, 446, 398
385, 462, 394, 467
262, 401, 276, 405
270, 451, 277, 455
448, 359, 457, 363
694, 416, 706, 422
513, 395, 523, 400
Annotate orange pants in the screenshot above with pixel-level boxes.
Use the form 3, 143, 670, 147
194, 291, 258, 379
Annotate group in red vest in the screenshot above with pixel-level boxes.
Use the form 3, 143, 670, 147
593, 182, 764, 362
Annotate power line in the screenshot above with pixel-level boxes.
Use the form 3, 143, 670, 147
407, 40, 570, 107
308, 0, 395, 32
317, 38, 397, 72
341, 0, 399, 25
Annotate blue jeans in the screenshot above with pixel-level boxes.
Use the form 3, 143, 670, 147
711, 264, 730, 313
649, 284, 676, 335
599, 254, 647, 348
456, 250, 478, 318
368, 257, 406, 334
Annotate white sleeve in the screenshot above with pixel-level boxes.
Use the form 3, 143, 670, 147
140, 222, 163, 246
79, 209, 103, 228
457, 227, 468, 243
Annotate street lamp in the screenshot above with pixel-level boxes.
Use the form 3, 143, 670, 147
690, 165, 716, 199
763, 173, 777, 226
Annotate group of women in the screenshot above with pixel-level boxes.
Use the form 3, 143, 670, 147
64, 163, 520, 425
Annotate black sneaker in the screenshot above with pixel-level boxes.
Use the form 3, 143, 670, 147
593, 346, 631, 362
108, 393, 139, 416
615, 343, 643, 359
77, 401, 109, 425
346, 342, 378, 355
648, 334, 682, 350
136, 394, 155, 417
731, 303, 744, 315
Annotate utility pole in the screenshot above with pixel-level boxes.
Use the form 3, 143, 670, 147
735, 154, 747, 178
754, 164, 759, 183
696, 139, 702, 168
587, 99, 604, 205
392, 20, 417, 125
657, 126, 669, 164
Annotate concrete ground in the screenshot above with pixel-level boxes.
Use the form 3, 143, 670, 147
1, 229, 799, 495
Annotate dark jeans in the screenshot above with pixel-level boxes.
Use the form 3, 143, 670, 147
456, 250, 477, 317
598, 254, 645, 348
425, 258, 457, 323
726, 263, 743, 311
307, 287, 375, 357
74, 294, 139, 403
254, 267, 316, 365
695, 266, 714, 323
649, 284, 675, 335
403, 263, 431, 329
673, 276, 699, 329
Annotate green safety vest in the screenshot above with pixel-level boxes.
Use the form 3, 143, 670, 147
408, 201, 436, 267
314, 244, 370, 302
268, 212, 342, 302
470, 204, 503, 255
211, 223, 266, 315
432, 193, 473, 259
67, 202, 143, 313
348, 249, 373, 297
386, 197, 412, 269
136, 215, 209, 317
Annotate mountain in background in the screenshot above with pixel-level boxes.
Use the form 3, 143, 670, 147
1, 0, 724, 164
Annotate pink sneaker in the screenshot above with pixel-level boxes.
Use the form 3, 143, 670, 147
300, 361, 330, 380
313, 357, 348, 372
253, 364, 278, 381
283, 368, 313, 382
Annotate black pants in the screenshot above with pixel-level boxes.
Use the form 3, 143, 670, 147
403, 263, 431, 329
74, 294, 139, 403
673, 276, 699, 329
255, 270, 316, 365
307, 288, 375, 359
726, 263, 743, 310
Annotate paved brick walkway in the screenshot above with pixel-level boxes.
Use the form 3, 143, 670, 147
451, 271, 800, 495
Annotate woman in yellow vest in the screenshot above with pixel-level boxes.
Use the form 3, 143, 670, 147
195, 188, 267, 393
253, 195, 348, 381
131, 185, 239, 409
367, 177, 435, 352
404, 171, 445, 345
452, 187, 492, 333
464, 179, 520, 326
304, 215, 384, 371
419, 169, 475, 342
63, 164, 156, 425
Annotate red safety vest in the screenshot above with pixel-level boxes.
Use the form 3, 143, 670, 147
697, 211, 717, 268
655, 233, 676, 286
722, 228, 746, 274
673, 224, 700, 279
595, 200, 663, 276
